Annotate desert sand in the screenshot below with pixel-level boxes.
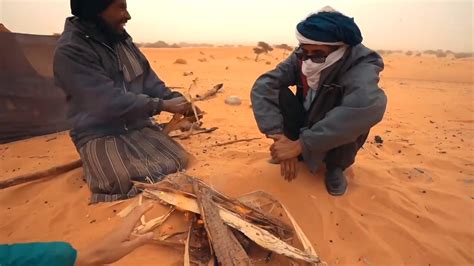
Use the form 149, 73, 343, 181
0, 47, 473, 265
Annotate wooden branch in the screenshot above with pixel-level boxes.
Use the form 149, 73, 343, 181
143, 182, 292, 241
143, 175, 293, 235
187, 79, 201, 125
134, 207, 174, 234
186, 216, 214, 265
218, 207, 320, 264
211, 138, 261, 147
138, 194, 146, 225
163, 114, 184, 135
184, 219, 193, 266
194, 83, 224, 101
192, 182, 251, 265
238, 191, 321, 263
170, 127, 218, 139
144, 182, 318, 264
142, 174, 323, 264
0, 159, 82, 189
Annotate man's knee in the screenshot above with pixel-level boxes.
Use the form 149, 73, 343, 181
324, 132, 369, 170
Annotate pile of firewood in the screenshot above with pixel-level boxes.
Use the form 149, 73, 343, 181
119, 173, 324, 265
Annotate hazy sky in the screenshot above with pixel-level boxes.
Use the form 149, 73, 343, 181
1, 0, 473, 52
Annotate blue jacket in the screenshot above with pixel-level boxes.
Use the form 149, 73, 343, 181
0, 242, 77, 266
54, 17, 180, 148
251, 44, 387, 172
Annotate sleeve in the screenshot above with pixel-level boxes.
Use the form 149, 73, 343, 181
250, 53, 299, 135
300, 52, 387, 155
0, 242, 77, 266
141, 60, 183, 100
53, 43, 162, 121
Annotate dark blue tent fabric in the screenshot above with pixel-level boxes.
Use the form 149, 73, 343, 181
0, 29, 70, 143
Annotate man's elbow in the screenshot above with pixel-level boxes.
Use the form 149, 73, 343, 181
370, 93, 388, 126
250, 83, 264, 106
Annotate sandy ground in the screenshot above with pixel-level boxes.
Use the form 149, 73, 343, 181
0, 47, 473, 265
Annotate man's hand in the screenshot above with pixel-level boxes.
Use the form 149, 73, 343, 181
268, 134, 303, 161
281, 157, 298, 181
162, 97, 192, 114
184, 106, 204, 122
75, 203, 154, 266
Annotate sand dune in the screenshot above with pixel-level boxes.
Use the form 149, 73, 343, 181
0, 47, 473, 265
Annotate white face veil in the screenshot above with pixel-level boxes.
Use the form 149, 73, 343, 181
295, 6, 348, 109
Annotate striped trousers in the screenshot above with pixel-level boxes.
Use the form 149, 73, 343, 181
78, 127, 189, 203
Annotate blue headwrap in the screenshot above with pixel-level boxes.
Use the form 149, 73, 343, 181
296, 10, 363, 46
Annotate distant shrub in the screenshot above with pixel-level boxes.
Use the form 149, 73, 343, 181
142, 41, 181, 48
257, 42, 274, 53
274, 44, 293, 51
253, 47, 265, 62
423, 49, 447, 57
435, 49, 447, 58
275, 43, 294, 57
454, 52, 473, 59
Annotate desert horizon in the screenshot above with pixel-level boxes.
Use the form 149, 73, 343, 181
2, 0, 473, 52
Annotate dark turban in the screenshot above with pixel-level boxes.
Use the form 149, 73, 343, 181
296, 11, 363, 46
71, 0, 115, 19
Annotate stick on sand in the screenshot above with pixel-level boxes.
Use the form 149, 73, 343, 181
170, 127, 218, 139
193, 83, 224, 101
211, 137, 261, 147
0, 159, 83, 189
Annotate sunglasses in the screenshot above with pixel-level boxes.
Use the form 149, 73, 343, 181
295, 46, 338, 63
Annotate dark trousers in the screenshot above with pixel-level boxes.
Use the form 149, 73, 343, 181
279, 87, 368, 171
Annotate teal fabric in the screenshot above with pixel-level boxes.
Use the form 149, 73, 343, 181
0, 242, 77, 266
296, 11, 363, 46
